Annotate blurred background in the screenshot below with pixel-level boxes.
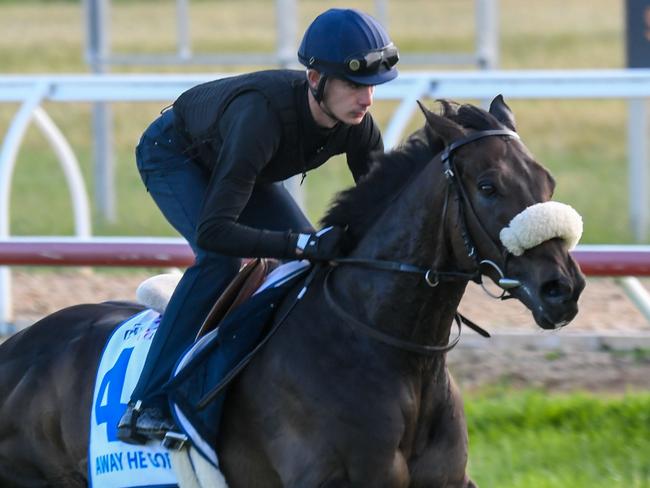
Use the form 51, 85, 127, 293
0, 0, 640, 240
1, 1, 649, 486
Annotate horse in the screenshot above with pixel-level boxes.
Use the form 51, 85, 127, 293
0, 96, 585, 487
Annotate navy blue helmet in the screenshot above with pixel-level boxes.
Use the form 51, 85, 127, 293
298, 9, 399, 86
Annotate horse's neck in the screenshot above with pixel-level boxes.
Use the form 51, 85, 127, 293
334, 161, 466, 349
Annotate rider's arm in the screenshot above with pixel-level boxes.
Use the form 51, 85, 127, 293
195, 93, 298, 258
345, 113, 383, 183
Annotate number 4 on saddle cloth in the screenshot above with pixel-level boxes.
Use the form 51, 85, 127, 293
89, 258, 311, 483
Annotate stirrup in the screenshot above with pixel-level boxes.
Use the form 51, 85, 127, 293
117, 401, 148, 445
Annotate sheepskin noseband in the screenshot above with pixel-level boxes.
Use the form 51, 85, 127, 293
499, 201, 583, 256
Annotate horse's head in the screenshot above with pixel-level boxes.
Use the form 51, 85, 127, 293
419, 96, 586, 330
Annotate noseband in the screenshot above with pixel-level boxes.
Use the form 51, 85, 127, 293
326, 128, 521, 355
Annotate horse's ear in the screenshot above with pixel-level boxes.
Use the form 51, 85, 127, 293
489, 95, 517, 132
417, 100, 464, 144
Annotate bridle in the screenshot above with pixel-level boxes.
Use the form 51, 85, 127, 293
438, 129, 523, 292
324, 128, 523, 355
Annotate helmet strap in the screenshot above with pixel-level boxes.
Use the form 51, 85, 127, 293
314, 75, 345, 126
312, 74, 328, 103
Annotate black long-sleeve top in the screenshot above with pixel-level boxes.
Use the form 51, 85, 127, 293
174, 73, 383, 258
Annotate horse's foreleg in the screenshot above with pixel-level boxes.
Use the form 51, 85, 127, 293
408, 373, 475, 487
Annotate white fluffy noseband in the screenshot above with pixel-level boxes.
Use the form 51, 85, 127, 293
499, 201, 583, 256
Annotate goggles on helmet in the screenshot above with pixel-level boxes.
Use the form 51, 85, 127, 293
344, 43, 399, 76
304, 43, 399, 80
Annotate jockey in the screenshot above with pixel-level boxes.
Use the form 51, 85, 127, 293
117, 8, 400, 444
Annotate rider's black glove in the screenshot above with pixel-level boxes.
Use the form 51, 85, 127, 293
295, 226, 346, 261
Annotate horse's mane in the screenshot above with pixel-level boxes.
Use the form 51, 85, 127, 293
321, 100, 505, 244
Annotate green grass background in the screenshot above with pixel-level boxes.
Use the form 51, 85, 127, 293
466, 389, 650, 487
1, 2, 649, 486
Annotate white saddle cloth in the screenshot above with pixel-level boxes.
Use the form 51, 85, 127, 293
89, 309, 178, 487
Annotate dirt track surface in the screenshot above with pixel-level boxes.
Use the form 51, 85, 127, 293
8, 270, 650, 393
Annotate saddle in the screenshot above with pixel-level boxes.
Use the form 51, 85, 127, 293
136, 258, 281, 338
195, 258, 279, 339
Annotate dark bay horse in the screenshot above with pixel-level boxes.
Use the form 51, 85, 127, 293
0, 96, 585, 487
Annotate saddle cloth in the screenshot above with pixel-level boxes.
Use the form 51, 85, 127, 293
89, 259, 311, 485
89, 309, 178, 488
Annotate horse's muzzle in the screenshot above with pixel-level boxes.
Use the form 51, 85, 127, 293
533, 269, 585, 329
506, 239, 586, 330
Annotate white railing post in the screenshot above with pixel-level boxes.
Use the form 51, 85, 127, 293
476, 0, 499, 69
276, 0, 297, 68
375, 0, 389, 28
0, 82, 93, 332
618, 276, 650, 323
0, 82, 49, 331
628, 99, 649, 242
176, 0, 192, 61
32, 108, 92, 239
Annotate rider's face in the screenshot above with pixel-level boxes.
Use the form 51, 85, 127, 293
322, 77, 375, 125
307, 70, 374, 127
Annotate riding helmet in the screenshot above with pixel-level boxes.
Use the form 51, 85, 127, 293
298, 8, 399, 87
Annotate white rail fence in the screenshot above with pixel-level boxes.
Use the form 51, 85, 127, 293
0, 70, 649, 326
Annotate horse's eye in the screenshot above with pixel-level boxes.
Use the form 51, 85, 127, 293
478, 182, 497, 196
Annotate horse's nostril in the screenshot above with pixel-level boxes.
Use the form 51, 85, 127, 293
541, 279, 573, 303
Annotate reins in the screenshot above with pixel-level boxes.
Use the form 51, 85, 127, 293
323, 267, 462, 355
327, 186, 479, 284
329, 258, 479, 283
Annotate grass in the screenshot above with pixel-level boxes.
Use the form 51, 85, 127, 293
466, 389, 650, 487
0, 0, 637, 242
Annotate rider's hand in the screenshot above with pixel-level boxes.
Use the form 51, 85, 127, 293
295, 226, 346, 261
